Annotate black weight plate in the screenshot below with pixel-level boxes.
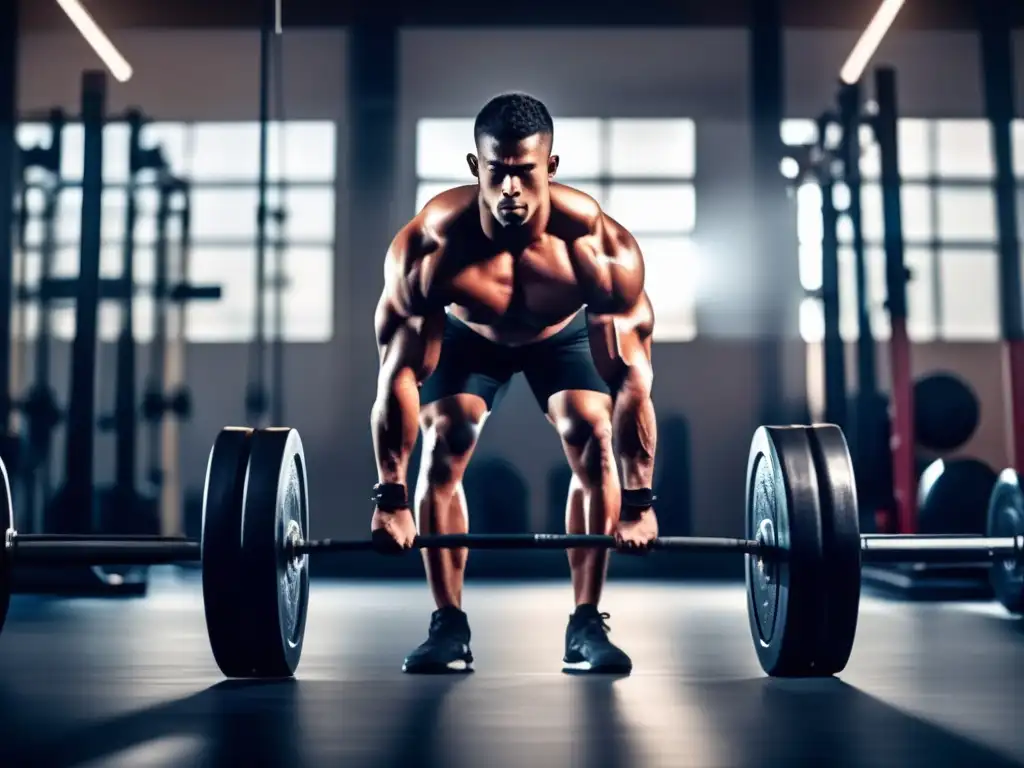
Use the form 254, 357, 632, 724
237, 428, 310, 678
805, 424, 861, 676
201, 427, 256, 677
986, 469, 1024, 615
0, 456, 11, 637
918, 457, 997, 534
746, 426, 826, 677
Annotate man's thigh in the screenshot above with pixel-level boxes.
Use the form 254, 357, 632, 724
420, 314, 515, 414
521, 312, 612, 417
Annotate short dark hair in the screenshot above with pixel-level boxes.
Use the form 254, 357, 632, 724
473, 92, 554, 147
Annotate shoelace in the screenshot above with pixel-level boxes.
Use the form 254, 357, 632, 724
578, 611, 613, 637
429, 610, 467, 640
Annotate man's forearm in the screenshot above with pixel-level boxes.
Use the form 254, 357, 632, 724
370, 367, 421, 486
612, 370, 657, 490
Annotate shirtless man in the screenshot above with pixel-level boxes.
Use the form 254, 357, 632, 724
370, 93, 659, 675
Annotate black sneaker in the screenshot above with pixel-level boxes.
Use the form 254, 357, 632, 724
562, 604, 633, 674
402, 606, 474, 674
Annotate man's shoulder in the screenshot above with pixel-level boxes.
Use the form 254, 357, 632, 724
550, 183, 602, 235
416, 185, 478, 238
391, 185, 475, 264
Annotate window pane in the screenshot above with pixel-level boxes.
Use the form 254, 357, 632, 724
261, 246, 334, 342
799, 297, 825, 343
607, 119, 695, 178
416, 182, 462, 213
837, 246, 888, 341
186, 248, 256, 342
848, 184, 933, 242
132, 186, 161, 244
142, 122, 189, 177
859, 124, 881, 180
191, 123, 261, 181
936, 120, 994, 179
416, 119, 475, 180
1014, 120, 1024, 176
58, 124, 124, 182
900, 184, 933, 242
799, 243, 822, 292
938, 249, 1000, 340
268, 187, 336, 242
552, 119, 602, 179
50, 306, 123, 342
16, 122, 50, 150
186, 246, 332, 342
605, 183, 695, 234
51, 245, 146, 281
796, 183, 823, 246
191, 188, 261, 240
898, 119, 932, 179
269, 121, 337, 182
836, 245, 936, 341
58, 124, 83, 180
904, 247, 937, 342
18, 186, 49, 249
839, 183, 884, 242
936, 188, 997, 242
54, 189, 133, 247
47, 246, 152, 342
781, 119, 818, 146
102, 122, 131, 184
636, 236, 697, 341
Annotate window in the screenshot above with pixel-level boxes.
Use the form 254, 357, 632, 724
13, 120, 337, 343
786, 118, 1003, 342
414, 117, 698, 341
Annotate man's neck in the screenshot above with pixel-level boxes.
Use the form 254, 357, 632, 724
478, 197, 550, 250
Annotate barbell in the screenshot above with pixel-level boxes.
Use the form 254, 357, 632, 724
0, 424, 1022, 678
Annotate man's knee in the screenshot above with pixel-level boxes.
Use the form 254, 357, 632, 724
420, 402, 484, 491
555, 399, 614, 487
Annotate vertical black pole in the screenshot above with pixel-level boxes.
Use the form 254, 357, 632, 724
749, 0, 793, 424
817, 115, 847, 430
347, 24, 400, 503
247, 3, 273, 427
838, 81, 889, 525
977, 0, 1024, 472
58, 71, 105, 534
271, 210, 285, 426
0, 0, 18, 435
874, 67, 916, 534
114, 113, 143, 501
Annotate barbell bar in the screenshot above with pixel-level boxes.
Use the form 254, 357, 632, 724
5, 531, 1022, 565
1, 423, 1023, 680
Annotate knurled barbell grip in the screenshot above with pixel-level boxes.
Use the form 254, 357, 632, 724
290, 534, 766, 554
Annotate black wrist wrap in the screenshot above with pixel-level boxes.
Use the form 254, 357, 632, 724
622, 488, 657, 509
372, 482, 408, 511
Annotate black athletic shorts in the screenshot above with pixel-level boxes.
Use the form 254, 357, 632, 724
420, 310, 611, 412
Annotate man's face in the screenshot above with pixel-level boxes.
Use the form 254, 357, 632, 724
468, 132, 559, 229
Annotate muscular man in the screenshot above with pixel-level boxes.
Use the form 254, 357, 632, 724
371, 93, 659, 675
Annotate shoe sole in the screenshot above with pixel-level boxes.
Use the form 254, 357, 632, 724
562, 658, 632, 675
402, 658, 474, 674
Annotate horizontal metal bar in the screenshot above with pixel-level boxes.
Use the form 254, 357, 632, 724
860, 534, 1021, 564
10, 535, 200, 565
294, 534, 760, 554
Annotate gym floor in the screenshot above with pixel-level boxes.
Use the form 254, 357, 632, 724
0, 574, 1021, 768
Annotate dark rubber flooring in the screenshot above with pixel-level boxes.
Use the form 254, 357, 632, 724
0, 571, 1022, 767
